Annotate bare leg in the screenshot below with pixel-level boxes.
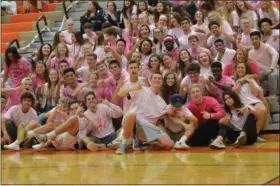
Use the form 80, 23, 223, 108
32, 123, 55, 134
122, 112, 136, 140
254, 103, 268, 133
54, 116, 79, 136
25, 120, 40, 131
157, 135, 174, 150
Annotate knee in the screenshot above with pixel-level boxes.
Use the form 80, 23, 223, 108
124, 112, 136, 120
161, 138, 174, 150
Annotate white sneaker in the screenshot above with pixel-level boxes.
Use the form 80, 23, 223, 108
257, 137, 266, 143
210, 139, 225, 149
32, 144, 42, 150
174, 141, 190, 149
4, 142, 20, 151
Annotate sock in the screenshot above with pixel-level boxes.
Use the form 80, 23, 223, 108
27, 131, 35, 137
46, 131, 56, 140
32, 144, 42, 149
179, 135, 188, 143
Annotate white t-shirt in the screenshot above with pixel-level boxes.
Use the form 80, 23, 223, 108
259, 7, 279, 25
214, 48, 236, 69
232, 10, 258, 29
207, 34, 233, 56
129, 87, 167, 124
264, 30, 280, 53
3, 105, 38, 127
178, 30, 197, 50
168, 27, 184, 39
237, 81, 262, 105
84, 103, 122, 138
62, 30, 73, 45
164, 105, 194, 133
228, 105, 253, 131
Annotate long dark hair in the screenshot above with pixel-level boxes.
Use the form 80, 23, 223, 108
36, 61, 49, 81
52, 31, 62, 50
138, 38, 153, 55
73, 31, 85, 45
223, 91, 243, 116
178, 49, 194, 77
122, 0, 136, 19
37, 43, 52, 61
153, 2, 168, 23
148, 54, 161, 72
84, 0, 103, 17
5, 47, 21, 67
162, 71, 179, 104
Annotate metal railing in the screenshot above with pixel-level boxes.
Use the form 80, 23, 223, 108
36, 15, 48, 45
8, 39, 20, 49
63, 0, 73, 19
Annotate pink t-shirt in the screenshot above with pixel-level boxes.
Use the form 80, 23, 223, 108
47, 107, 68, 127
84, 103, 122, 138
49, 56, 73, 68
3, 57, 31, 87
187, 96, 225, 125
3, 105, 38, 127
223, 60, 260, 77
215, 75, 235, 103
31, 74, 46, 91
4, 90, 35, 111
60, 83, 86, 102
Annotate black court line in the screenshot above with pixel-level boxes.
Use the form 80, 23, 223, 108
263, 175, 280, 185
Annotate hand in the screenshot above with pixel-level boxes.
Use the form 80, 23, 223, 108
264, 69, 273, 75
219, 115, 229, 125
102, 99, 110, 106
195, 28, 205, 33
133, 83, 142, 91
208, 76, 215, 83
117, 76, 125, 87
104, 45, 111, 52
201, 111, 211, 120
2, 134, 11, 144
236, 106, 248, 114
75, 103, 85, 116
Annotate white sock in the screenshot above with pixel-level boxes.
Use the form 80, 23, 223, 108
27, 131, 35, 137
179, 135, 188, 143
32, 144, 42, 149
46, 131, 56, 140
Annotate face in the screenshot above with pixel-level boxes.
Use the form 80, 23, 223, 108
214, 42, 225, 53
260, 1, 268, 9
86, 56, 96, 67
138, 2, 146, 11
226, 1, 233, 9
107, 2, 115, 12
236, 0, 245, 9
131, 14, 138, 25
83, 44, 92, 56
156, 3, 164, 12
89, 73, 98, 86
211, 67, 222, 81
64, 71, 76, 84
180, 50, 190, 62
109, 63, 121, 75
140, 26, 150, 38
7, 53, 15, 61
154, 29, 163, 40
210, 24, 220, 35
88, 1, 95, 11
59, 32, 65, 42
86, 94, 98, 109
241, 19, 250, 29
59, 63, 69, 74
66, 20, 73, 30
127, 63, 139, 77
181, 20, 190, 30
69, 103, 79, 116
199, 52, 210, 66
36, 63, 46, 75
208, 13, 217, 22
195, 11, 203, 21
59, 103, 69, 113
189, 38, 198, 48
190, 87, 202, 102
188, 71, 199, 82
150, 74, 163, 88
224, 94, 234, 107
22, 98, 33, 110
97, 63, 107, 74
236, 50, 246, 62
141, 41, 151, 54
58, 44, 67, 55
261, 22, 271, 33
164, 40, 174, 51
49, 70, 58, 82
158, 17, 167, 26
162, 55, 173, 68
150, 57, 160, 69
132, 53, 141, 62
170, 15, 178, 26
124, 0, 131, 7
236, 63, 246, 77
21, 80, 32, 91
42, 45, 51, 56
166, 74, 175, 86
116, 41, 125, 54
84, 28, 93, 36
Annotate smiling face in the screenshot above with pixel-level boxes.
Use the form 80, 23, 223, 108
85, 93, 98, 109
190, 86, 202, 103
141, 41, 152, 54
236, 0, 245, 10
162, 55, 173, 68
49, 69, 59, 82
109, 62, 121, 76
156, 2, 164, 12
88, 73, 98, 87
132, 52, 141, 63
154, 28, 163, 40
42, 44, 51, 56
97, 63, 108, 75
140, 26, 150, 38
149, 56, 160, 69
166, 73, 176, 86
195, 11, 203, 22
36, 63, 46, 76
58, 44, 67, 56
150, 73, 163, 88
180, 50, 190, 63
21, 79, 32, 91
224, 94, 234, 108
198, 52, 210, 67
59, 62, 69, 74
236, 62, 246, 78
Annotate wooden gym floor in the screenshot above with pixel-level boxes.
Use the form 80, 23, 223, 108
1, 135, 279, 185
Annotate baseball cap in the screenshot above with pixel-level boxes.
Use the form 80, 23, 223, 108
170, 94, 184, 107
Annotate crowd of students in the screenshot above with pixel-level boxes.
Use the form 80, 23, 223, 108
1, 0, 279, 154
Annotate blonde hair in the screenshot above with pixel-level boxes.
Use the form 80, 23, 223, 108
223, 1, 236, 26
189, 83, 202, 91
260, 0, 275, 18
58, 97, 70, 106
208, 11, 223, 25
198, 51, 213, 66
21, 77, 32, 85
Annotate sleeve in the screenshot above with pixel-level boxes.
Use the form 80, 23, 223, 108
223, 62, 232, 76
223, 21, 233, 34
22, 58, 31, 72
210, 98, 225, 120
132, 5, 138, 15
31, 110, 39, 122
91, 9, 105, 21
3, 106, 16, 120
206, 36, 213, 49
266, 44, 279, 69
105, 103, 123, 119
232, 11, 240, 27
49, 58, 56, 68
248, 60, 260, 74
274, 8, 279, 22
252, 10, 258, 21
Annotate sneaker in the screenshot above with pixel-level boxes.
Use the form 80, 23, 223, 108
4, 142, 20, 151
87, 142, 106, 151
210, 139, 225, 149
32, 144, 42, 150
132, 135, 143, 151
233, 134, 247, 148
257, 136, 266, 143
116, 143, 127, 154
17, 123, 27, 144
35, 134, 48, 143
174, 141, 190, 149
107, 142, 119, 150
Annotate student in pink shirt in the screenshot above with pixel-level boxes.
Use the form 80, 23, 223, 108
3, 92, 39, 150
223, 48, 260, 81
31, 61, 48, 99
139, 54, 161, 86
76, 53, 97, 83
49, 43, 73, 69
116, 73, 174, 154
2, 47, 31, 88
186, 84, 225, 146
69, 31, 85, 59
198, 51, 213, 77
188, 35, 210, 61
210, 91, 258, 149
162, 35, 179, 63
161, 53, 181, 80
207, 62, 235, 104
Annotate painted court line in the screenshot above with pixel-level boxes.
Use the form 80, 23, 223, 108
263, 176, 280, 185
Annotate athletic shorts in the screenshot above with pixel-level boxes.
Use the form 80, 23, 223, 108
91, 132, 116, 145
52, 132, 77, 150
